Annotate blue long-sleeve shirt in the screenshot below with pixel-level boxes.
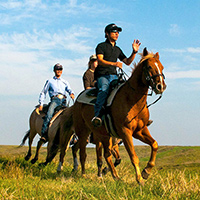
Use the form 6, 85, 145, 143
39, 76, 74, 106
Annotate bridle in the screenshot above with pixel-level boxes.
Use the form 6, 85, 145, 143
125, 60, 165, 112
143, 65, 165, 92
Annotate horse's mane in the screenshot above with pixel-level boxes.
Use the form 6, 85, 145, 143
132, 52, 154, 73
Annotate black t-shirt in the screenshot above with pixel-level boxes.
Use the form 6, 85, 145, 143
95, 39, 126, 79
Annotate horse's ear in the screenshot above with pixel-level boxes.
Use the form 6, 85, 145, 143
143, 47, 148, 56
155, 52, 159, 59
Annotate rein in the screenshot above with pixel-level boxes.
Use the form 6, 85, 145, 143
147, 94, 162, 108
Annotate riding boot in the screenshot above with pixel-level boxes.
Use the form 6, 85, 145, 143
40, 128, 48, 143
147, 120, 153, 126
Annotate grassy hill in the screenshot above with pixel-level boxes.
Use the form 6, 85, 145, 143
0, 145, 200, 199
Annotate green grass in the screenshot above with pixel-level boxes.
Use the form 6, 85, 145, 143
0, 145, 200, 199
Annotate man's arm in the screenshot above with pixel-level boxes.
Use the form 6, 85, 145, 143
39, 80, 49, 111
97, 54, 123, 69
122, 39, 141, 66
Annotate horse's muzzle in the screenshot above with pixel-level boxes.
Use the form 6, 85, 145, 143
154, 82, 167, 94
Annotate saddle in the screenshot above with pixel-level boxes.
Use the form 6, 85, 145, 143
77, 80, 126, 138
35, 104, 67, 127
77, 80, 125, 106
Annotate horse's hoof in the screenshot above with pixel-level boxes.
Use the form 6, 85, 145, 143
31, 158, 38, 164
142, 169, 150, 180
57, 167, 63, 173
114, 158, 121, 167
25, 155, 31, 161
97, 172, 102, 178
113, 176, 120, 180
137, 177, 145, 186
102, 167, 109, 175
38, 162, 47, 167
82, 174, 86, 178
72, 168, 78, 172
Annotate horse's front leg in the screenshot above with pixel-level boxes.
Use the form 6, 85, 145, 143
134, 126, 158, 180
122, 132, 144, 185
102, 137, 119, 180
111, 141, 121, 167
102, 138, 121, 175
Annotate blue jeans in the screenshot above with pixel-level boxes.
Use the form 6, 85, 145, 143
41, 97, 66, 136
94, 74, 118, 117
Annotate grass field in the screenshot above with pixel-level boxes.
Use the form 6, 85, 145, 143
0, 145, 200, 199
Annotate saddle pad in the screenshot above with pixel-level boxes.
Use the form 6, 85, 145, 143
77, 82, 125, 106
49, 108, 67, 127
76, 89, 97, 106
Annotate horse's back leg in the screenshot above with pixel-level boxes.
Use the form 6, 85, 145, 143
25, 130, 37, 161
78, 135, 89, 176
72, 140, 79, 171
133, 126, 158, 179
95, 141, 103, 177
31, 139, 43, 164
57, 132, 74, 173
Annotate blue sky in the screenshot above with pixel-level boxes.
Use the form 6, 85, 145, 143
0, 0, 199, 146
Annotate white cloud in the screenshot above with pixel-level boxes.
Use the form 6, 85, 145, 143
169, 24, 180, 36
0, 28, 94, 96
166, 70, 200, 79
0, 28, 92, 52
187, 47, 200, 53
0, 1, 22, 9
163, 47, 200, 54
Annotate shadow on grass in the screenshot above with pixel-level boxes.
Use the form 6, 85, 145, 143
0, 155, 80, 180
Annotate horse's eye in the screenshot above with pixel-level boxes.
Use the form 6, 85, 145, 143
148, 66, 152, 69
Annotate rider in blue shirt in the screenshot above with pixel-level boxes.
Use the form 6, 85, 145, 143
39, 63, 75, 143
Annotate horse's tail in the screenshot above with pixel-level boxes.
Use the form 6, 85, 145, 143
20, 130, 30, 146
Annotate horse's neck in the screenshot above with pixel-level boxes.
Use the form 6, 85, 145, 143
130, 63, 148, 94
124, 64, 148, 106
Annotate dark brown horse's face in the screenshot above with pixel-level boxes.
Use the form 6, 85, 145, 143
143, 51, 166, 94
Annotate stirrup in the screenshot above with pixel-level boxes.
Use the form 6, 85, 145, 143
40, 136, 47, 143
147, 120, 153, 126
91, 116, 102, 127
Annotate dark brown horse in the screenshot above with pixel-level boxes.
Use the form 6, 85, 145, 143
45, 47, 166, 184
20, 106, 68, 164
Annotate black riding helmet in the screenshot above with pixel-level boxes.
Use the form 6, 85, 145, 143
53, 63, 63, 71
104, 23, 122, 38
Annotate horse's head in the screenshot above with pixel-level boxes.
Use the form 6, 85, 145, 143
141, 48, 166, 94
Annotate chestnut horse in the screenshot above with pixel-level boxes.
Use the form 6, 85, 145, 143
50, 47, 166, 184
43, 48, 166, 183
